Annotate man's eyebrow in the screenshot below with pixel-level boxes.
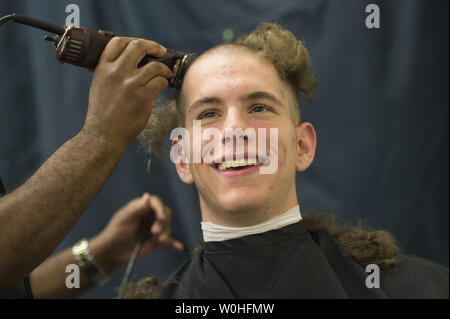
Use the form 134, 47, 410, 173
187, 97, 222, 115
242, 91, 283, 106
186, 91, 283, 116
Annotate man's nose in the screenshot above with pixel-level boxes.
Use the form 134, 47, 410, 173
224, 134, 247, 145
221, 108, 250, 144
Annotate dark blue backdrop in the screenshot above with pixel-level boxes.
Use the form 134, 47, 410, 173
0, 0, 448, 298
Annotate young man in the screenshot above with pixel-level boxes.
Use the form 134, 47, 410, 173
125, 23, 448, 298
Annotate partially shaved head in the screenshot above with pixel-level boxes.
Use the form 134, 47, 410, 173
139, 22, 317, 155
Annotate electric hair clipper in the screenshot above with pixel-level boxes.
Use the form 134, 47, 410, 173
0, 13, 195, 89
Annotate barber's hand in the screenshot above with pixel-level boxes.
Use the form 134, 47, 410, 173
82, 37, 173, 147
90, 193, 184, 268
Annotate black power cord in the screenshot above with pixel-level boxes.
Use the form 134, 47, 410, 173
0, 13, 64, 34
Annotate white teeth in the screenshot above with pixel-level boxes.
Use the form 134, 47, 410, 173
218, 159, 260, 171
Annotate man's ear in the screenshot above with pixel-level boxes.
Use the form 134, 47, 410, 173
295, 122, 317, 172
172, 139, 194, 184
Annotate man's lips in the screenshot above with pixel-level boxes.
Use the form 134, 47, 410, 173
209, 157, 267, 177
210, 153, 269, 166
212, 162, 262, 177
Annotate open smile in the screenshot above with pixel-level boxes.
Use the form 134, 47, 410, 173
211, 158, 267, 177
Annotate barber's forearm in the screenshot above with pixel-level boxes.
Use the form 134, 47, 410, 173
30, 246, 93, 298
30, 235, 117, 299
0, 129, 127, 293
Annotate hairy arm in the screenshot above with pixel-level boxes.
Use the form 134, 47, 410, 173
0, 36, 172, 294
0, 130, 126, 293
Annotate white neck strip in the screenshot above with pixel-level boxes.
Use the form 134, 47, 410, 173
201, 205, 302, 242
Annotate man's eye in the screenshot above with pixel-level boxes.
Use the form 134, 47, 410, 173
199, 111, 217, 119
250, 104, 268, 113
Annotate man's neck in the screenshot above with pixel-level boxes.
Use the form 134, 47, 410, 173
199, 191, 299, 227
201, 205, 302, 242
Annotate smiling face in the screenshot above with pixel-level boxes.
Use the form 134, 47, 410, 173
174, 46, 317, 226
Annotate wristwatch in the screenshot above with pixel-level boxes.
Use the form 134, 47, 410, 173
72, 239, 110, 285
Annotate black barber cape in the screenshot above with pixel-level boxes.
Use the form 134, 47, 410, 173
160, 221, 448, 298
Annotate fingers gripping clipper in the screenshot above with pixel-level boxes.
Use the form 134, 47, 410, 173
0, 13, 196, 89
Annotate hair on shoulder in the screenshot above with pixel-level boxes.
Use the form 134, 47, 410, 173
303, 210, 400, 269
